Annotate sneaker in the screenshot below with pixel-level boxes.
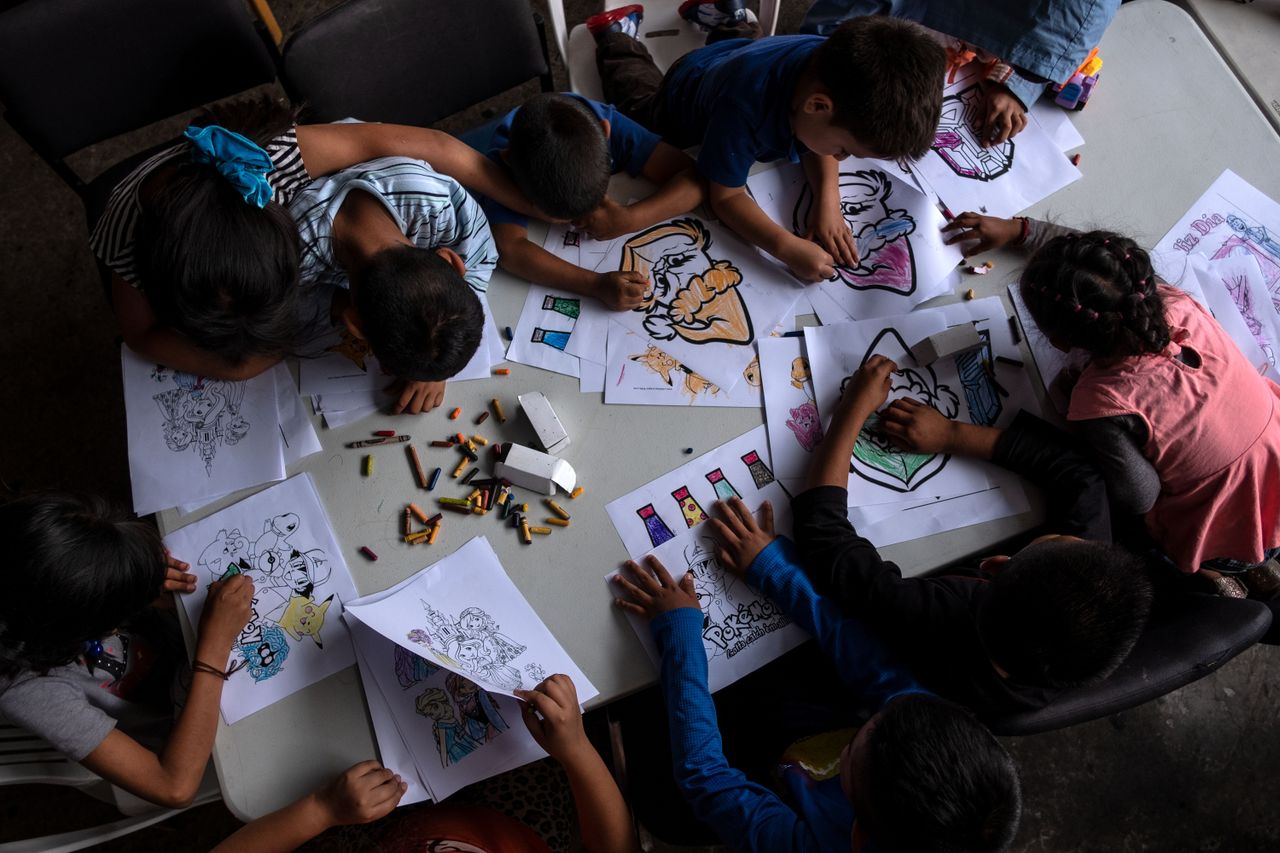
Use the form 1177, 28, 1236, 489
587, 4, 645, 40
678, 0, 753, 30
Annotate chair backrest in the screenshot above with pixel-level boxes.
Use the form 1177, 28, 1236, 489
0, 0, 279, 193
986, 593, 1272, 736
0, 723, 99, 788
281, 0, 552, 127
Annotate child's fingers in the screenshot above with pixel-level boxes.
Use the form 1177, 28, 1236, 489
610, 572, 650, 604
728, 497, 756, 531
678, 570, 697, 596
643, 554, 678, 588
613, 597, 649, 617
759, 500, 775, 534
716, 545, 735, 569
517, 685, 557, 720
166, 552, 190, 571
707, 515, 740, 547
519, 700, 545, 738
393, 384, 415, 415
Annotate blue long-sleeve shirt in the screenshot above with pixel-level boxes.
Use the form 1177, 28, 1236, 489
649, 537, 930, 852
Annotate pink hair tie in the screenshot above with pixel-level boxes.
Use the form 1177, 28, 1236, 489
1103, 239, 1110, 246
1136, 292, 1146, 301
1124, 253, 1131, 260
1073, 303, 1082, 312
1088, 309, 1099, 320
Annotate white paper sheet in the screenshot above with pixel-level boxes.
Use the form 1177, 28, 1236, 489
166, 473, 358, 724
123, 347, 286, 516
507, 285, 584, 378
914, 67, 1082, 218
1007, 283, 1091, 414
579, 357, 606, 394
272, 364, 322, 467
1182, 255, 1274, 378
759, 336, 822, 494
604, 425, 808, 691
541, 221, 803, 390
344, 537, 597, 701
604, 322, 761, 407
849, 467, 1030, 547
1029, 101, 1085, 153
747, 162, 962, 320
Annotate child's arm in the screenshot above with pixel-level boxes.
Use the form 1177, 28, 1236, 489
575, 143, 704, 242
710, 182, 835, 282
211, 761, 405, 853
80, 575, 254, 808
294, 123, 541, 219
613, 559, 823, 853
492, 223, 647, 311
800, 153, 859, 268
113, 278, 279, 380
941, 213, 1078, 255
515, 675, 637, 853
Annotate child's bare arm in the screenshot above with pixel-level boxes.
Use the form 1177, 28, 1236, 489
493, 223, 646, 312
806, 355, 896, 491
801, 153, 858, 267
113, 277, 278, 380
709, 182, 834, 282
576, 144, 703, 241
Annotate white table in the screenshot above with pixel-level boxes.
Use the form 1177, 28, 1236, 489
159, 0, 1280, 821
1180, 0, 1280, 133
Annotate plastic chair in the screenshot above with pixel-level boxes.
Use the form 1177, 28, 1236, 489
0, 723, 221, 853
986, 593, 1272, 736
280, 0, 554, 127
545, 0, 780, 100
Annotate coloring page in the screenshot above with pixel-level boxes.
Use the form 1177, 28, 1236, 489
580, 357, 607, 394
1169, 254, 1273, 379
848, 467, 1030, 547
604, 321, 761, 408
166, 474, 358, 724
1007, 283, 1091, 415
747, 162, 962, 321
912, 66, 1081, 219
542, 219, 802, 390
603, 426, 806, 691
123, 346, 285, 516
347, 616, 544, 803
805, 313, 993, 504
759, 335, 822, 495
271, 363, 322, 467
507, 285, 585, 378
344, 537, 597, 701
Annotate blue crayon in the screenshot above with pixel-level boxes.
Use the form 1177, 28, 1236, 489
504, 326, 513, 341
427, 467, 442, 490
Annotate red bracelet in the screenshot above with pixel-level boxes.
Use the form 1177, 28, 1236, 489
1015, 217, 1030, 245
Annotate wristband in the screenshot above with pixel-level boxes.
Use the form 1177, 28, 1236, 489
192, 658, 247, 681
1015, 217, 1030, 246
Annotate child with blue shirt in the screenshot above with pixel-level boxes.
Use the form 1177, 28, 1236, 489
612, 499, 1021, 852
587, 2, 945, 283
478, 92, 703, 310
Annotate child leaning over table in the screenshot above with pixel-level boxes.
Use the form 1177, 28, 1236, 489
613, 504, 1021, 852
943, 212, 1280, 598
0, 493, 251, 808
586, 1, 945, 282
794, 355, 1155, 717
476, 92, 703, 310
288, 156, 499, 415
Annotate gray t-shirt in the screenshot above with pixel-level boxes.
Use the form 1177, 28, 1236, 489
0, 629, 173, 761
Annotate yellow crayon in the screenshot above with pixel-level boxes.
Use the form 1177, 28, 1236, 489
570, 486, 584, 499
405, 530, 431, 544
491, 397, 507, 423
545, 499, 571, 520
363, 455, 374, 477
529, 526, 552, 535
471, 434, 489, 446
546, 517, 571, 527
428, 523, 441, 544
520, 516, 532, 544
452, 456, 469, 478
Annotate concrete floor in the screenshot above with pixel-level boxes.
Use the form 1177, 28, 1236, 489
0, 1, 1277, 851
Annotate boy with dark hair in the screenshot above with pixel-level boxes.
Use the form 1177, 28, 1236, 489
613, 500, 1021, 852
798, 355, 1155, 715
289, 157, 497, 414
587, 2, 945, 281
478, 92, 702, 310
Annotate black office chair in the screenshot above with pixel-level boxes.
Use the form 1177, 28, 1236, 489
0, 0, 280, 225
986, 592, 1272, 736
280, 0, 554, 127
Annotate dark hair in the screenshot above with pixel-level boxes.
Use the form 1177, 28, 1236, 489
977, 539, 1154, 688
863, 695, 1021, 853
0, 494, 165, 679
354, 245, 483, 381
813, 17, 945, 160
505, 94, 610, 220
1019, 230, 1171, 358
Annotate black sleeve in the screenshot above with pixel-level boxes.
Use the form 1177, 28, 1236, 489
1075, 415, 1160, 515
991, 410, 1112, 542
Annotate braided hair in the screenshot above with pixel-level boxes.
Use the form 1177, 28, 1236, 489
1019, 230, 1170, 358
0, 494, 165, 679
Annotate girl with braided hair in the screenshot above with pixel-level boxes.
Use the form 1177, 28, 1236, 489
942, 212, 1280, 596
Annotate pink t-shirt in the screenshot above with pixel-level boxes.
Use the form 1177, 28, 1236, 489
1069, 285, 1280, 571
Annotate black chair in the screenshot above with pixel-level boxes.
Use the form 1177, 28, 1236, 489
987, 593, 1272, 736
280, 0, 554, 127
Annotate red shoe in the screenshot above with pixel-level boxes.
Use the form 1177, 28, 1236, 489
587, 4, 644, 39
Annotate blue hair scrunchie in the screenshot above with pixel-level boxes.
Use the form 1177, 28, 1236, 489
184, 124, 275, 208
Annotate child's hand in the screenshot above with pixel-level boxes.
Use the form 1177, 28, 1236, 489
840, 354, 897, 416
596, 270, 648, 311
200, 574, 254, 651
877, 397, 959, 453
808, 198, 859, 268
390, 379, 446, 415
574, 197, 634, 241
162, 551, 197, 594
780, 237, 836, 282
980, 81, 1027, 147
515, 674, 591, 764
315, 761, 406, 827
941, 212, 1022, 254
612, 556, 699, 620
709, 498, 775, 576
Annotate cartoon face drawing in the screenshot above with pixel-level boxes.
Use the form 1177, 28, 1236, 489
455, 639, 486, 671
743, 356, 762, 387
932, 85, 1014, 182
630, 345, 681, 385
197, 527, 250, 577
620, 219, 754, 346
786, 400, 824, 452
277, 594, 333, 647
790, 357, 810, 390
415, 687, 455, 723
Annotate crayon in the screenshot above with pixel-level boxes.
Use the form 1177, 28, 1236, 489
461, 467, 479, 485
426, 512, 443, 526
475, 411, 490, 426
504, 326, 513, 341
408, 445, 428, 488
493, 368, 510, 375
964, 288, 976, 301
497, 487, 510, 506
546, 517, 571, 527
439, 496, 471, 507
404, 507, 413, 536
359, 546, 379, 561
995, 355, 1024, 368
373, 430, 396, 437
405, 530, 430, 544
363, 455, 374, 477
472, 434, 489, 446
430, 440, 453, 448
452, 456, 469, 478
346, 435, 410, 448
545, 499, 571, 520
428, 467, 441, 490
529, 526, 552, 535
781, 330, 805, 338
1008, 315, 1023, 345
441, 503, 473, 514
449, 407, 461, 420
409, 503, 429, 524
484, 487, 496, 511
521, 502, 529, 513
467, 488, 482, 503
428, 524, 441, 545
472, 503, 485, 515
683, 447, 694, 454
941, 202, 955, 221
520, 516, 532, 544
570, 486, 584, 499
455, 432, 467, 445
1070, 152, 1082, 167
491, 398, 507, 423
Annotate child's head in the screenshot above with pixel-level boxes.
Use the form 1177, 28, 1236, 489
802, 17, 945, 161
1019, 231, 1171, 358
0, 494, 165, 678
977, 536, 1155, 688
350, 245, 483, 381
842, 694, 1021, 852
505, 94, 611, 221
